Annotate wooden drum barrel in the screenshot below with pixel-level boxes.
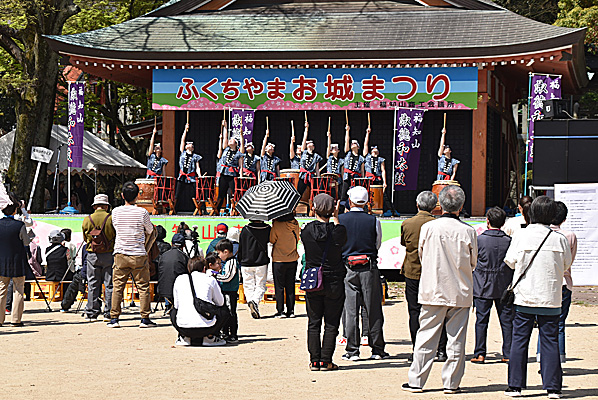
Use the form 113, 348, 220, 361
279, 169, 300, 188
135, 178, 156, 214
370, 185, 384, 215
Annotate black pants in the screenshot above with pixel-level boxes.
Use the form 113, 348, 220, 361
222, 291, 238, 337
170, 308, 227, 343
61, 271, 86, 311
405, 276, 447, 352
175, 180, 195, 213
272, 261, 297, 315
509, 311, 561, 391
297, 179, 310, 197
341, 298, 370, 338
215, 174, 235, 211
339, 179, 352, 212
371, 178, 394, 213
306, 279, 345, 363
473, 297, 513, 358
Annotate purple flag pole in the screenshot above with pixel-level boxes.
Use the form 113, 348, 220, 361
230, 109, 255, 147
394, 108, 425, 191
62, 81, 84, 214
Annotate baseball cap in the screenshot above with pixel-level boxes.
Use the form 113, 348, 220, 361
348, 186, 369, 205
313, 193, 335, 216
172, 233, 186, 245
216, 223, 228, 234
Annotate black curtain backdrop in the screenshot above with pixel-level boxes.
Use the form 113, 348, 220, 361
173, 109, 473, 215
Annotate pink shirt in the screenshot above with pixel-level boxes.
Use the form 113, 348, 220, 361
551, 225, 577, 290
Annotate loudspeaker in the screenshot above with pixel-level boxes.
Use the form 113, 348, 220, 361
543, 100, 569, 118
533, 119, 598, 185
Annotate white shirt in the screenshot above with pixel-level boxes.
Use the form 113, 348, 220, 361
418, 215, 478, 307
173, 271, 225, 329
112, 204, 153, 256
349, 206, 382, 249
503, 215, 526, 237
504, 224, 572, 308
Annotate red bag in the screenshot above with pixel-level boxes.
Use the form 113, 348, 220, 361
347, 255, 370, 267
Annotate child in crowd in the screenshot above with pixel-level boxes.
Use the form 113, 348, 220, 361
215, 239, 239, 343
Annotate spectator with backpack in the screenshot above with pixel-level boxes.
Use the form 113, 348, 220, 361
82, 194, 116, 322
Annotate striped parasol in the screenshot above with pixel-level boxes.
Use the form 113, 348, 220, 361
235, 180, 301, 221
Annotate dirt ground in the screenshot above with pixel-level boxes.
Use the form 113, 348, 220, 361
2, 291, 597, 400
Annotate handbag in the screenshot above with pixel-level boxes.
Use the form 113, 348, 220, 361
300, 226, 333, 293
501, 229, 552, 307
188, 273, 231, 322
346, 254, 371, 269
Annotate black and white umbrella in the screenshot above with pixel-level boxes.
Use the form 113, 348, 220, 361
235, 180, 301, 221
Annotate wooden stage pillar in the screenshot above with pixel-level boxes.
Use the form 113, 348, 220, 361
162, 110, 176, 177
471, 69, 488, 217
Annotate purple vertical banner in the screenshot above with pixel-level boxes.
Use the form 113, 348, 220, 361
528, 74, 561, 162
67, 82, 85, 168
230, 109, 255, 146
394, 108, 425, 191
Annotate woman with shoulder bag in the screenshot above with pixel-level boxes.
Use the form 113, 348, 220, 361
171, 256, 228, 347
301, 194, 347, 371
503, 197, 572, 399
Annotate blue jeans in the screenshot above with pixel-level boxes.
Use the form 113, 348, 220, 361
537, 286, 572, 358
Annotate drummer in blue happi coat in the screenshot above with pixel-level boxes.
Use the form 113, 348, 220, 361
340, 124, 365, 212
437, 127, 460, 181
297, 121, 322, 196
214, 119, 244, 215
242, 141, 260, 181
146, 125, 168, 178
175, 122, 202, 212
260, 127, 281, 181
363, 127, 395, 216
289, 134, 302, 170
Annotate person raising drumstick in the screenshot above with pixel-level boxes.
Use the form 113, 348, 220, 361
242, 141, 260, 182
146, 124, 168, 178
339, 124, 365, 212
297, 120, 322, 196
175, 122, 202, 213
363, 127, 395, 216
214, 119, 244, 215
260, 126, 281, 181
326, 125, 344, 197
289, 131, 302, 170
437, 127, 460, 181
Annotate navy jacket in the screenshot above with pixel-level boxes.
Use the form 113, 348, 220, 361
338, 211, 378, 258
472, 229, 512, 299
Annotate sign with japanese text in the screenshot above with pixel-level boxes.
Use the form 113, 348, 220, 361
230, 109, 255, 145
528, 74, 561, 162
394, 109, 425, 191
152, 67, 478, 111
31, 146, 54, 164
67, 82, 85, 168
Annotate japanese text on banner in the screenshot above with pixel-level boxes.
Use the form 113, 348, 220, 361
230, 109, 254, 145
67, 82, 85, 168
528, 74, 561, 162
394, 109, 425, 191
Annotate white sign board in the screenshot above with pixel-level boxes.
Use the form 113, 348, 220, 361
31, 146, 54, 163
555, 183, 598, 286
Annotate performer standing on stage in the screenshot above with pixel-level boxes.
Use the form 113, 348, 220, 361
326, 128, 344, 198
297, 121, 322, 196
260, 128, 281, 181
175, 123, 202, 212
215, 119, 244, 214
289, 134, 302, 170
146, 126, 168, 178
340, 124, 365, 211
242, 141, 260, 181
437, 128, 460, 181
363, 128, 395, 215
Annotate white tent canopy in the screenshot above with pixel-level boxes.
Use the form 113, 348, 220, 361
0, 125, 145, 175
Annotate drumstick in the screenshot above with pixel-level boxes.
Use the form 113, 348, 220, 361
345, 109, 349, 125
154, 116, 156, 130
266, 116, 269, 131
319, 165, 327, 173
186, 111, 190, 125
328, 116, 331, 132
368, 113, 371, 129
291, 120, 295, 136
305, 110, 308, 122
443, 113, 447, 130
223, 107, 226, 121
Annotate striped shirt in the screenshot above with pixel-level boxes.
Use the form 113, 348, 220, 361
112, 205, 154, 256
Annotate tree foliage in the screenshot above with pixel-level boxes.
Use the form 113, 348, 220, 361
494, 0, 560, 23
554, 0, 598, 51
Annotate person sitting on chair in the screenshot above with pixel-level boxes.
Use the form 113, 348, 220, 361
45, 230, 72, 282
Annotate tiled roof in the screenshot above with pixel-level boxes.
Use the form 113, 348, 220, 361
46, 0, 585, 61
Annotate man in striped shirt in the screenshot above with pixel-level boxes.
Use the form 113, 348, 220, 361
108, 181, 156, 328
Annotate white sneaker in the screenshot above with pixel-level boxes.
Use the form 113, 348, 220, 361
85, 316, 98, 322
175, 336, 191, 346
361, 336, 369, 346
548, 391, 562, 399
337, 336, 347, 346
203, 335, 226, 347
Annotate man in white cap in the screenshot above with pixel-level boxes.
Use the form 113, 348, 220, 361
338, 186, 388, 361
81, 194, 116, 321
